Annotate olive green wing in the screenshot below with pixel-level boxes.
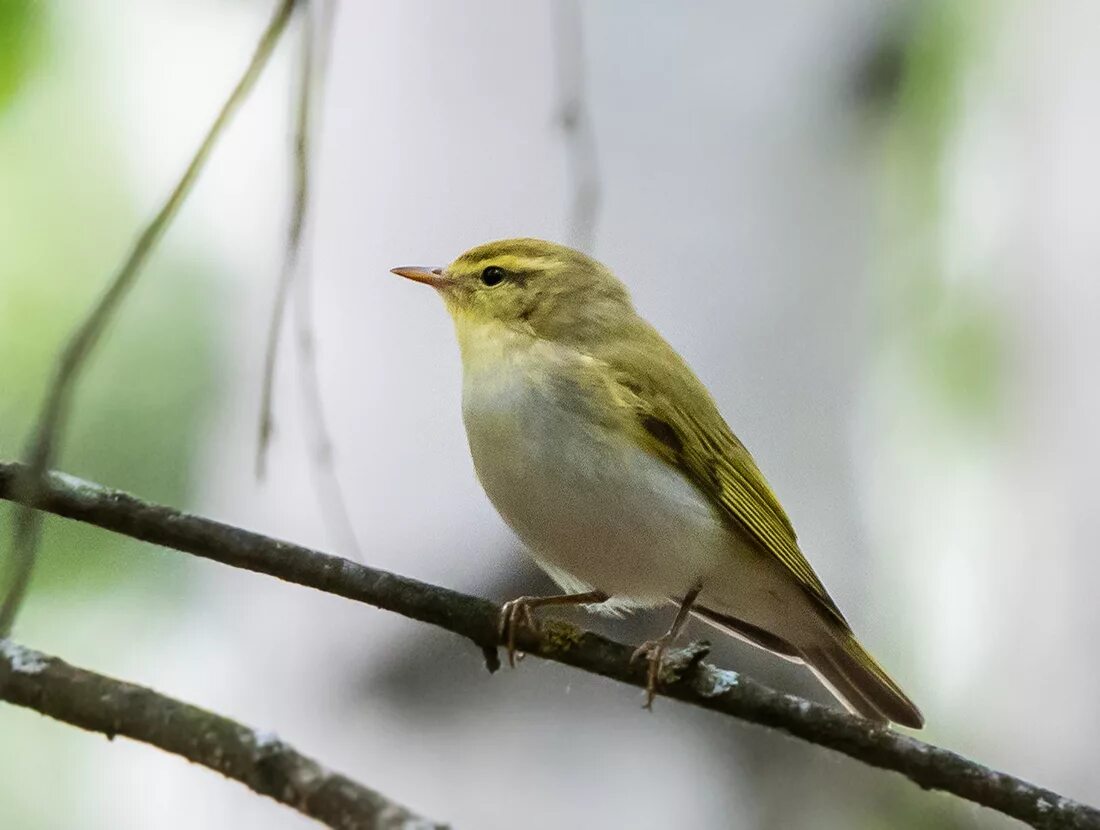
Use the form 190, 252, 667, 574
599, 323, 848, 626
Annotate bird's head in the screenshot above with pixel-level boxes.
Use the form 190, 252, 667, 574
391, 238, 634, 346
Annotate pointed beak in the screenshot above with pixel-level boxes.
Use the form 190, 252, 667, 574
390, 265, 448, 289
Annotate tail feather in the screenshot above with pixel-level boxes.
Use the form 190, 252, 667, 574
802, 636, 924, 729
693, 606, 804, 663
693, 604, 923, 729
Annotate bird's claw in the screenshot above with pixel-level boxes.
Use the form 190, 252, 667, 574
631, 636, 674, 710
499, 597, 539, 668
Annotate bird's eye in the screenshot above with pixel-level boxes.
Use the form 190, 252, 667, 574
480, 266, 506, 287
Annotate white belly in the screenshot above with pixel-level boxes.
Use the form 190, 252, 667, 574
461, 344, 730, 610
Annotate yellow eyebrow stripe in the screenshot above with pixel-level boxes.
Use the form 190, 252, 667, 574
454, 254, 550, 275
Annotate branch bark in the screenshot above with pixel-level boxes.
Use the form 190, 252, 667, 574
0, 461, 1096, 830
0, 639, 443, 829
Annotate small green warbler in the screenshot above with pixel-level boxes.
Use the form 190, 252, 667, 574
392, 238, 923, 728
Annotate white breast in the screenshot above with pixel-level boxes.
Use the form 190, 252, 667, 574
458, 325, 730, 610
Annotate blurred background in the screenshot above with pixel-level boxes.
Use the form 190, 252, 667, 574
2, 0, 1098, 827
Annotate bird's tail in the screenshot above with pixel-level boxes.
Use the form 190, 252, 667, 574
800, 633, 924, 729
693, 605, 923, 729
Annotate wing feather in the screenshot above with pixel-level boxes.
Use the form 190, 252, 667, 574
595, 322, 848, 626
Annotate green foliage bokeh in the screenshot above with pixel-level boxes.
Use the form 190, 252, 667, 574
0, 0, 44, 111
876, 0, 1005, 427
1, 5, 225, 826
0, 5, 220, 628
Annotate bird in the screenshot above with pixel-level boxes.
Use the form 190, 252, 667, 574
391, 238, 923, 728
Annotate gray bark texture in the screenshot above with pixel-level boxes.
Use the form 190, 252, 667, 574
0, 639, 443, 829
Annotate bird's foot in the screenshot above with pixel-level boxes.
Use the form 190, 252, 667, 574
497, 590, 610, 668
631, 634, 677, 710
498, 597, 539, 668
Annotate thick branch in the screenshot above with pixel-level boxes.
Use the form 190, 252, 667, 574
0, 462, 1096, 830
0, 639, 443, 829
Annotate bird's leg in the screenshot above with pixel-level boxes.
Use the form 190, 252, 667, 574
499, 590, 609, 668
631, 583, 703, 709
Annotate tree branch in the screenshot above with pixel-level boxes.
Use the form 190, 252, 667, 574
0, 639, 444, 829
0, 0, 299, 637
0, 461, 1095, 830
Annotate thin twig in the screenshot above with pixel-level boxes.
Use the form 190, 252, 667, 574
0, 639, 445, 829
551, 0, 601, 253
0, 0, 299, 637
255, 1, 312, 480
255, 0, 362, 559
290, 0, 362, 560
293, 236, 363, 561
0, 462, 1095, 830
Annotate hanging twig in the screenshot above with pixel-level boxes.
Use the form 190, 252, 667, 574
552, 0, 601, 253
0, 639, 445, 829
254, 0, 362, 560
0, 0, 300, 637
0, 461, 1095, 830
255, 1, 314, 481
292, 230, 364, 561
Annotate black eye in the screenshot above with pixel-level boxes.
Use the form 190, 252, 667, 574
480, 266, 506, 286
